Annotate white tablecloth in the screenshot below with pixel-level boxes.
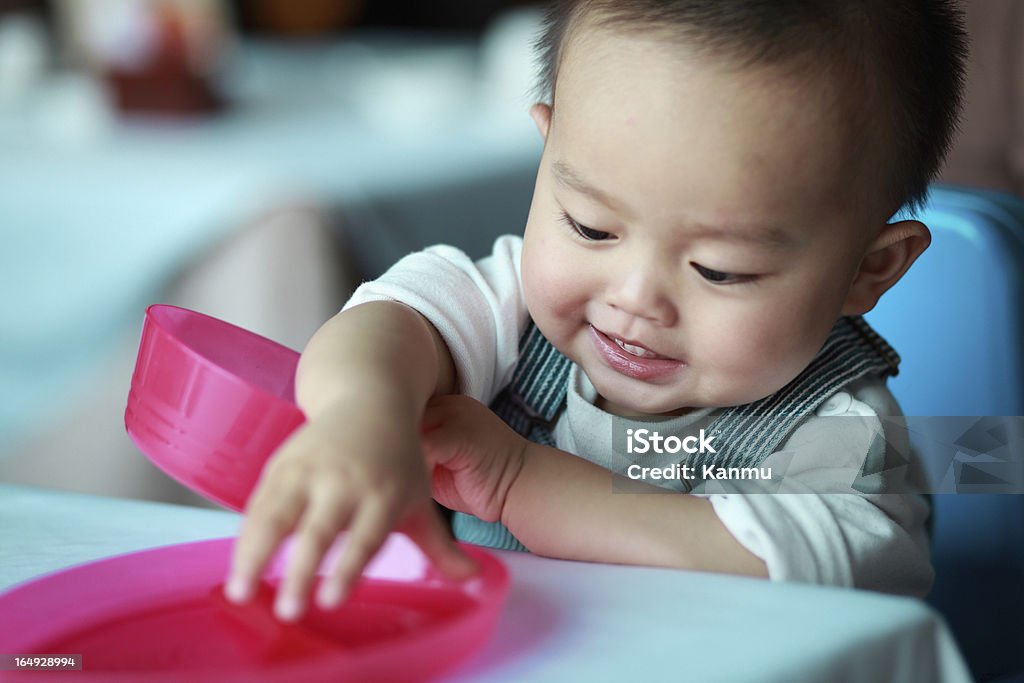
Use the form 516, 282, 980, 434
0, 484, 973, 683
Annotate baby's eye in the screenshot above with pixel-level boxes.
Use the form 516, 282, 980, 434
559, 212, 613, 241
692, 263, 750, 285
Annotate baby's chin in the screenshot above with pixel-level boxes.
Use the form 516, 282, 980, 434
590, 372, 775, 417
591, 383, 700, 418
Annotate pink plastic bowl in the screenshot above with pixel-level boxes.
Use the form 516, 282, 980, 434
125, 304, 306, 511
0, 535, 509, 682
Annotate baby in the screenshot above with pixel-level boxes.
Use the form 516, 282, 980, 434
226, 0, 967, 621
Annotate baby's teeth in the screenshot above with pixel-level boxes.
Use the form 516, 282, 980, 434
614, 338, 655, 358
623, 342, 649, 356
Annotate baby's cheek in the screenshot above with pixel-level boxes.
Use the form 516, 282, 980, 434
521, 255, 559, 329
708, 316, 814, 400
755, 324, 830, 390
520, 250, 546, 306
523, 243, 575, 310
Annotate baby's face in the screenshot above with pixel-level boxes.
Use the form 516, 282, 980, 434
521, 26, 883, 416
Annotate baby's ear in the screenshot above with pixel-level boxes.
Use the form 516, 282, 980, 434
530, 103, 552, 140
841, 220, 930, 315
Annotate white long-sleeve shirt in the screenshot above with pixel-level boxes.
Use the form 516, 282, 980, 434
344, 235, 934, 597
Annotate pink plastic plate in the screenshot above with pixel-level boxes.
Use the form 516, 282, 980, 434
0, 534, 508, 682
125, 304, 306, 511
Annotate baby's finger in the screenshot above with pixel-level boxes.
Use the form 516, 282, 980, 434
226, 470, 306, 605
316, 497, 392, 609
406, 505, 480, 580
274, 489, 354, 622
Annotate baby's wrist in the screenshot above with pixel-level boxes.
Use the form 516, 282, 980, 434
498, 440, 537, 532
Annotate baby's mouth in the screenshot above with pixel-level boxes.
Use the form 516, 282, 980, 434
591, 325, 674, 360
610, 336, 669, 360
588, 325, 685, 380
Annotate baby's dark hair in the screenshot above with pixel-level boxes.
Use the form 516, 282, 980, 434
534, 0, 968, 215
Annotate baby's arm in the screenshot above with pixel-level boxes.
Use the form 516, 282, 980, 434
503, 442, 770, 576
226, 301, 477, 621
422, 395, 768, 578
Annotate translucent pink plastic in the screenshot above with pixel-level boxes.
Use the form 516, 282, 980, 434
0, 535, 509, 682
125, 304, 307, 512
105, 304, 509, 679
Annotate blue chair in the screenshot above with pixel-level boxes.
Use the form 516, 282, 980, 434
866, 184, 1024, 682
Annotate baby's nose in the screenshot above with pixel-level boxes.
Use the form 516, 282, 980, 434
605, 263, 678, 327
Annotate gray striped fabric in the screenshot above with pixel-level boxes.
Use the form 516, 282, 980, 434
453, 325, 571, 551
452, 316, 900, 552
692, 316, 900, 472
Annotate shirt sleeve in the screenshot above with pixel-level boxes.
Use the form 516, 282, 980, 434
692, 379, 935, 597
341, 235, 529, 405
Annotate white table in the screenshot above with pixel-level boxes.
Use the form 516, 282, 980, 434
0, 484, 972, 683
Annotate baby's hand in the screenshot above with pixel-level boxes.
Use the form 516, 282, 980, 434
421, 395, 529, 525
225, 402, 477, 622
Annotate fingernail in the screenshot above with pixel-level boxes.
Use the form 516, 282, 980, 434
317, 583, 342, 609
275, 593, 302, 622
455, 551, 480, 572
225, 576, 252, 603
436, 554, 479, 581
461, 556, 481, 576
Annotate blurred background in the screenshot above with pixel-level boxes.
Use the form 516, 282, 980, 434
0, 0, 550, 505
0, 2, 1021, 680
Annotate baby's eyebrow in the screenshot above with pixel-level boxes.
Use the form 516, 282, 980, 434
551, 159, 798, 250
552, 160, 626, 214
688, 221, 798, 250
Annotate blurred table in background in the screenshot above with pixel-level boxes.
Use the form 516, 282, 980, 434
0, 26, 543, 503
